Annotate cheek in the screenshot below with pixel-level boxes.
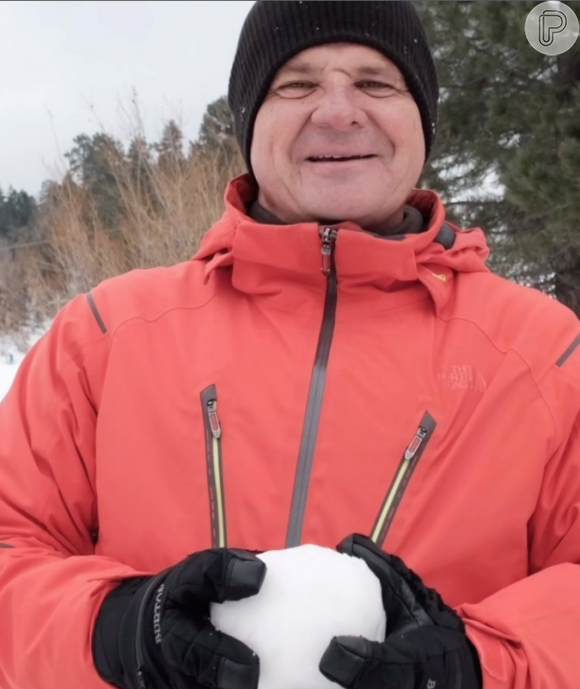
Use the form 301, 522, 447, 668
249, 120, 270, 175
253, 103, 308, 164
384, 106, 425, 165
251, 126, 282, 176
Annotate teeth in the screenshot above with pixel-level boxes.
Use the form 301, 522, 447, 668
311, 155, 366, 161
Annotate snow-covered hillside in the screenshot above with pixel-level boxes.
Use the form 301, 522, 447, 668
0, 329, 46, 402
0, 343, 25, 401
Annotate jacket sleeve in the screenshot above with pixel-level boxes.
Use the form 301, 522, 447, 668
0, 294, 147, 689
456, 350, 580, 689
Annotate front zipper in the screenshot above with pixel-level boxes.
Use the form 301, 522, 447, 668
371, 412, 436, 546
201, 385, 227, 548
286, 227, 339, 548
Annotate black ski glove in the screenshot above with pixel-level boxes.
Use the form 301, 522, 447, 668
319, 534, 482, 689
93, 548, 267, 689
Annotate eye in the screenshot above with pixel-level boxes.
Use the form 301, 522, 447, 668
275, 81, 317, 97
357, 81, 400, 95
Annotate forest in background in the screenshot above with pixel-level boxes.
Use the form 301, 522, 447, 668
2, 1, 579, 338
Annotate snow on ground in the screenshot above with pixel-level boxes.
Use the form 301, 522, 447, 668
0, 327, 47, 402
0, 341, 26, 401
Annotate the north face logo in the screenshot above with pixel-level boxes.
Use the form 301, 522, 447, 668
437, 365, 486, 393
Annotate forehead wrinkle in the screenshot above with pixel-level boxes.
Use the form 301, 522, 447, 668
277, 60, 316, 77
356, 65, 398, 78
276, 59, 402, 81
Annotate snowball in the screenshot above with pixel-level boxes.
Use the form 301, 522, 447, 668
210, 544, 386, 689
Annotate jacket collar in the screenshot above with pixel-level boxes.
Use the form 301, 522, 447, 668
247, 199, 426, 236
193, 175, 490, 315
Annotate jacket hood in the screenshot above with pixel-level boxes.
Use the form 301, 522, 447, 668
193, 174, 490, 314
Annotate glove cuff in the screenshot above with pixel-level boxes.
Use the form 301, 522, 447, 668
93, 574, 170, 689
93, 577, 148, 689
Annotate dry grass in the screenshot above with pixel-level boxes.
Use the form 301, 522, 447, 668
1, 141, 245, 333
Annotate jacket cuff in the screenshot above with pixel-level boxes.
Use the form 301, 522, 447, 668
464, 620, 518, 689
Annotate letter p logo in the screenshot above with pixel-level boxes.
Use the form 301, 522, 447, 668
539, 9, 567, 45
526, 2, 579, 55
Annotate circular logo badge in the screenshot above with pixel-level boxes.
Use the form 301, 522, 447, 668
525, 1, 579, 55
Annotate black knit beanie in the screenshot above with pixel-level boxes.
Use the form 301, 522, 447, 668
228, 1, 439, 173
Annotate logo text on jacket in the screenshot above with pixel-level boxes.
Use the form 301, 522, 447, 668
437, 365, 487, 393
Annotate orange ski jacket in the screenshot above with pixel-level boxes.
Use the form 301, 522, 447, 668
1, 175, 580, 688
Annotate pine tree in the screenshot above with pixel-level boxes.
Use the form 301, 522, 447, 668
155, 121, 186, 174
0, 186, 36, 246
414, 1, 580, 311
64, 133, 125, 229
192, 96, 238, 165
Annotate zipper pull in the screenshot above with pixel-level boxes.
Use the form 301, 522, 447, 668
207, 399, 222, 439
405, 426, 427, 461
320, 227, 337, 276
136, 668, 148, 689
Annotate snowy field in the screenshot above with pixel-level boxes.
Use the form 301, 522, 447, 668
0, 342, 25, 401
0, 329, 46, 402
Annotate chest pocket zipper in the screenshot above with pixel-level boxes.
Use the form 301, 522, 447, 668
201, 385, 227, 548
371, 412, 436, 547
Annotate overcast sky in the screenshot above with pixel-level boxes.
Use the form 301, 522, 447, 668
0, 0, 255, 197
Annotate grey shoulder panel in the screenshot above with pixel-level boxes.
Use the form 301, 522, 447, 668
86, 292, 107, 334
556, 333, 580, 367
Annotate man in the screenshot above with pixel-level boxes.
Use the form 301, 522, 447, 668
0, 2, 579, 688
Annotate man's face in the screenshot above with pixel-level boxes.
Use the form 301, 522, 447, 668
250, 43, 426, 232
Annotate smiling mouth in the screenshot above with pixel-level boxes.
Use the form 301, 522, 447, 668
307, 154, 376, 162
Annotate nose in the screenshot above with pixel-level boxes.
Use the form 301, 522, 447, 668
310, 85, 368, 130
